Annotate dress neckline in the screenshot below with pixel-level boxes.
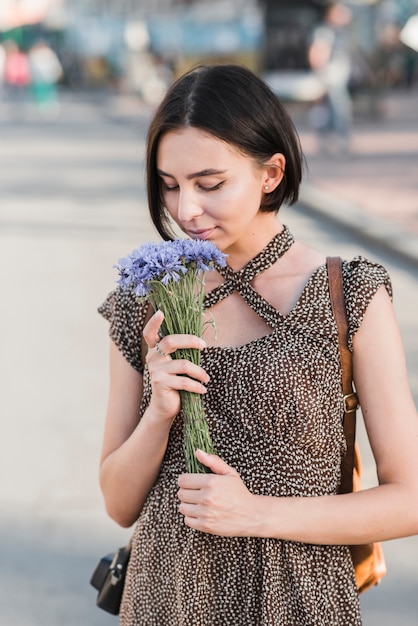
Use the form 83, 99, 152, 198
203, 263, 328, 353
204, 225, 294, 310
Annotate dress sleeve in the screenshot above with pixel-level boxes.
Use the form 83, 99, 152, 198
98, 287, 149, 373
342, 256, 393, 351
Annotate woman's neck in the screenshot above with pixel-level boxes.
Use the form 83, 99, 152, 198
223, 218, 284, 271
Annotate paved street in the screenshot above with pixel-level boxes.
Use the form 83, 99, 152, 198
0, 91, 417, 625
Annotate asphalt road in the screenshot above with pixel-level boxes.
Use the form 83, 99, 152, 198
0, 93, 417, 626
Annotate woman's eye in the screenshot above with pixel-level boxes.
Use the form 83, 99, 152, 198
200, 181, 225, 192
161, 181, 224, 192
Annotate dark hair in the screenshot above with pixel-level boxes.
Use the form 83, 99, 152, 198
146, 64, 304, 240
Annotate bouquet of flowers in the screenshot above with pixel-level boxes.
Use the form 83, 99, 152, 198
115, 239, 227, 473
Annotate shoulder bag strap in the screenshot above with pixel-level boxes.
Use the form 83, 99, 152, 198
327, 256, 358, 494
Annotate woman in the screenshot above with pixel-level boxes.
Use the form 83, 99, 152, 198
98, 64, 418, 625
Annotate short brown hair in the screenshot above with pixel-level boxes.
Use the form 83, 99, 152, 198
146, 64, 304, 240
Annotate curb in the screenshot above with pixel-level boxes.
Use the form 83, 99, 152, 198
299, 183, 418, 267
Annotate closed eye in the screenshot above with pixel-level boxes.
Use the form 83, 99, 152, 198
162, 181, 225, 192
199, 181, 225, 191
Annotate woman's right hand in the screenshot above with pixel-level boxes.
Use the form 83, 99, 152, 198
99, 310, 209, 527
143, 310, 209, 423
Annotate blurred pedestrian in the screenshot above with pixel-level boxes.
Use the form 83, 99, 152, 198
3, 40, 30, 105
98, 63, 418, 625
308, 3, 353, 153
372, 22, 405, 89
28, 41, 63, 119
0, 42, 5, 97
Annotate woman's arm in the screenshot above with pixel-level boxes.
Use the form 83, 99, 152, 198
100, 311, 209, 528
178, 287, 418, 543
99, 340, 171, 528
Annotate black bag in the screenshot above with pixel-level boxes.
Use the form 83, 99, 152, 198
90, 541, 131, 615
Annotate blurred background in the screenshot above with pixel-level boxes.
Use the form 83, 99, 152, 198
0, 1, 417, 625
1, 0, 417, 103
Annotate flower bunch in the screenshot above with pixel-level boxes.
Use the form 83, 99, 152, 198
115, 239, 227, 473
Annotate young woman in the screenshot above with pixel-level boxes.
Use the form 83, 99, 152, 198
98, 64, 418, 625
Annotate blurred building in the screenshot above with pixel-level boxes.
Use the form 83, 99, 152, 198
145, 0, 263, 76
260, 0, 418, 105
1, 0, 417, 96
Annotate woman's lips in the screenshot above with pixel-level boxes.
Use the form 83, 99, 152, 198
187, 228, 215, 240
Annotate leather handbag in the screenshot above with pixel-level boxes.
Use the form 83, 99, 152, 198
327, 256, 387, 594
90, 539, 132, 615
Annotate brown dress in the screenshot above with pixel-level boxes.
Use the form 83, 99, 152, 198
98, 226, 392, 626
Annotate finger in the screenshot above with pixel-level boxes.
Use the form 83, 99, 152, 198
143, 310, 164, 347
180, 507, 217, 535
154, 373, 208, 396
156, 334, 207, 355
149, 358, 210, 386
177, 487, 200, 505
178, 503, 202, 524
178, 458, 239, 499
195, 450, 236, 476
183, 515, 205, 531
154, 342, 169, 358
178, 472, 209, 490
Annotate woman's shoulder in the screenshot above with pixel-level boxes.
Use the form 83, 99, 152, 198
341, 256, 393, 350
342, 255, 392, 299
98, 287, 151, 373
98, 285, 146, 321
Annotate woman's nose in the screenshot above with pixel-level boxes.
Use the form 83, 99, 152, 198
177, 189, 203, 222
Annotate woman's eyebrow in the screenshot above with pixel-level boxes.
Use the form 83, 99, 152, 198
157, 168, 227, 180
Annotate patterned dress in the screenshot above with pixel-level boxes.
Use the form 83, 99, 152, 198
98, 226, 392, 626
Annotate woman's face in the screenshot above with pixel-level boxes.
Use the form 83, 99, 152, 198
156, 127, 277, 253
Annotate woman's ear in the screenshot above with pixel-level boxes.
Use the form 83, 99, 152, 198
262, 153, 286, 193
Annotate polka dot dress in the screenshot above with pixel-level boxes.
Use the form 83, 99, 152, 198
98, 227, 392, 626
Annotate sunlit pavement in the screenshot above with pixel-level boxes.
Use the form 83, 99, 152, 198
0, 88, 417, 625
296, 87, 418, 265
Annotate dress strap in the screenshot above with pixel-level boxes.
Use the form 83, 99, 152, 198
204, 225, 294, 311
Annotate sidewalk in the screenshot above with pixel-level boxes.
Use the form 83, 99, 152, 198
295, 88, 418, 265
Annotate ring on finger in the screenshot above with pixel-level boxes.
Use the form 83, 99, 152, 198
155, 342, 169, 357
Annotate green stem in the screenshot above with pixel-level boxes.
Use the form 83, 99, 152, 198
146, 268, 215, 473
180, 391, 215, 473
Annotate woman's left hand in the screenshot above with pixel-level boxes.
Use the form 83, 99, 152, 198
177, 450, 257, 536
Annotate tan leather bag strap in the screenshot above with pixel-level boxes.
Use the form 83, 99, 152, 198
327, 256, 359, 494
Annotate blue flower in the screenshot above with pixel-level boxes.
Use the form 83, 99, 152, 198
176, 239, 228, 272
115, 238, 227, 296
